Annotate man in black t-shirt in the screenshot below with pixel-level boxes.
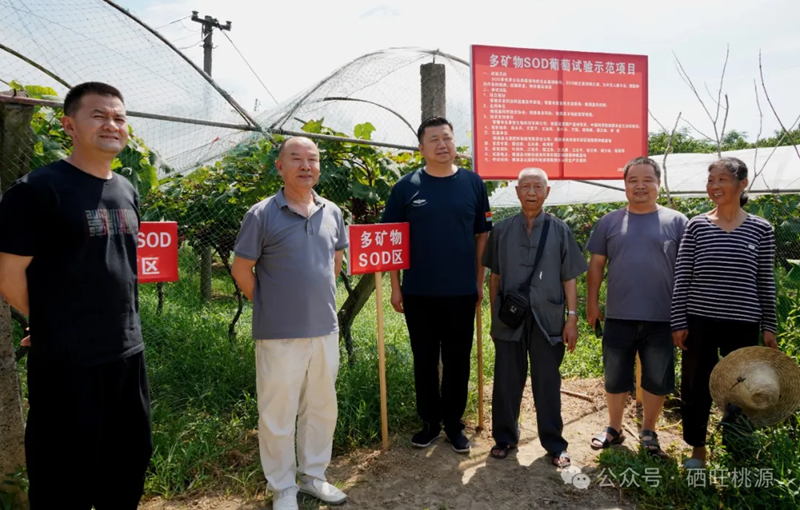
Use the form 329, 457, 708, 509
382, 117, 492, 453
0, 82, 152, 510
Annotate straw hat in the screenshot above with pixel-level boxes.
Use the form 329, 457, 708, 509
710, 346, 800, 428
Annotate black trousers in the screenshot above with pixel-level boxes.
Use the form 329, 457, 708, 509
26, 350, 153, 510
492, 313, 567, 455
403, 294, 477, 434
681, 315, 759, 447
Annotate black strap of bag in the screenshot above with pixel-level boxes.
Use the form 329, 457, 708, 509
516, 213, 551, 293
496, 213, 552, 330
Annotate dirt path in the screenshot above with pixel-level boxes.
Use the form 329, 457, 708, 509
141, 378, 689, 510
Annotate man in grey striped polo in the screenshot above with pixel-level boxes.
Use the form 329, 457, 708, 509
231, 137, 348, 510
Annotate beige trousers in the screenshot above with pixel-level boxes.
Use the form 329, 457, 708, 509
255, 333, 339, 494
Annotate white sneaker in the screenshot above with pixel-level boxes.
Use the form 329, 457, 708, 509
299, 479, 347, 505
272, 488, 299, 510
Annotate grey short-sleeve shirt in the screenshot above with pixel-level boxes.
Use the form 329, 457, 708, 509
586, 206, 688, 323
483, 211, 588, 344
234, 188, 349, 340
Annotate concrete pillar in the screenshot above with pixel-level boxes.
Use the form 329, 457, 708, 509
0, 298, 26, 501
420, 62, 446, 123
0, 91, 32, 508
0, 91, 35, 193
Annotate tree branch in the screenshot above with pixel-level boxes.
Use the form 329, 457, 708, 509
673, 52, 716, 137
715, 45, 730, 126
673, 46, 729, 156
750, 80, 764, 192
750, 110, 800, 197
681, 118, 714, 141
704, 82, 725, 110
648, 110, 668, 133
341, 270, 353, 295
215, 247, 244, 342
746, 68, 800, 217
719, 94, 729, 157
759, 49, 800, 161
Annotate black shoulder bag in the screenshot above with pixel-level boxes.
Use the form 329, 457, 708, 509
497, 214, 551, 330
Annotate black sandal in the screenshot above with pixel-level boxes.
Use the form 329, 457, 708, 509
590, 426, 625, 450
551, 451, 571, 468
490, 443, 515, 460
640, 430, 667, 458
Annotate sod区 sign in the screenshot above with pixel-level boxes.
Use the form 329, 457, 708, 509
347, 223, 410, 275
346, 222, 410, 451
137, 222, 179, 283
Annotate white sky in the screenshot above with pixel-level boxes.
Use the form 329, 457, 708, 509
122, 0, 800, 143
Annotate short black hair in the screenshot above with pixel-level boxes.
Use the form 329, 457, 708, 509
623, 156, 661, 181
709, 157, 750, 207
417, 116, 454, 143
63, 82, 124, 116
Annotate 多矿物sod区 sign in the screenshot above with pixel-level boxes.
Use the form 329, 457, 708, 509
347, 223, 410, 275
471, 45, 648, 180
346, 222, 410, 451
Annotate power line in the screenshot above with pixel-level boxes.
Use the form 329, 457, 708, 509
155, 15, 192, 30
219, 30, 278, 105
169, 31, 202, 44
176, 31, 211, 51
177, 19, 198, 33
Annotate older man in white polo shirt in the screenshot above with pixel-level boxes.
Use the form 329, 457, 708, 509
231, 136, 349, 510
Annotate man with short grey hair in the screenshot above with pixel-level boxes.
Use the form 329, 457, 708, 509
231, 136, 348, 510
483, 168, 587, 467
586, 156, 688, 457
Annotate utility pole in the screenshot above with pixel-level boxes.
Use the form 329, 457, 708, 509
190, 11, 231, 302
190, 11, 231, 76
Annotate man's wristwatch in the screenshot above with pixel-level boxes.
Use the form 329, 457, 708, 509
567, 310, 578, 319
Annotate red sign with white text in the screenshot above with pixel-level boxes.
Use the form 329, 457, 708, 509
471, 45, 648, 180
347, 223, 410, 275
137, 222, 179, 283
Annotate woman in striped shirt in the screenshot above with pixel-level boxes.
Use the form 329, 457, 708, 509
670, 157, 778, 468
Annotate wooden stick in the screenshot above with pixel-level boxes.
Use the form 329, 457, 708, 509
375, 271, 389, 450
623, 423, 639, 440
560, 389, 594, 403
476, 303, 484, 432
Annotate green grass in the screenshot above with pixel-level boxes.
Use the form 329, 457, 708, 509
12, 246, 796, 505
132, 248, 606, 497
596, 304, 800, 510
596, 412, 800, 510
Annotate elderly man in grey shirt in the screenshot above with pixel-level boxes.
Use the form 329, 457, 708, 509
483, 168, 588, 467
231, 137, 348, 510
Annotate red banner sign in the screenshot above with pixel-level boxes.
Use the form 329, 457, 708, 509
137, 222, 179, 283
471, 45, 648, 180
347, 223, 410, 275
